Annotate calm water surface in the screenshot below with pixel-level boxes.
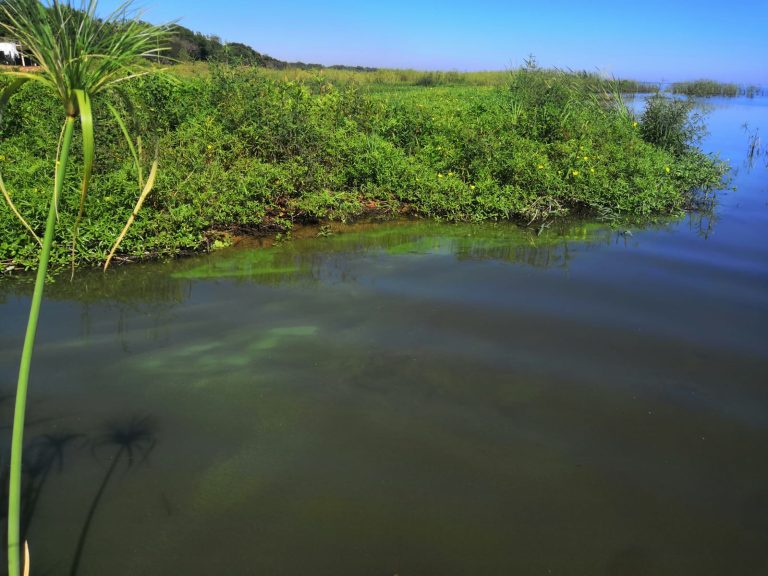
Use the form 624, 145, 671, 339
1, 96, 767, 575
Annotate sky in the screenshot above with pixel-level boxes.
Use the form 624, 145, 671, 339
102, 0, 767, 83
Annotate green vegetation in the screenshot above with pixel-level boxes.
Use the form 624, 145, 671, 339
671, 79, 739, 97
163, 21, 376, 72
0, 1, 167, 574
639, 94, 706, 156
166, 62, 663, 92
0, 63, 727, 273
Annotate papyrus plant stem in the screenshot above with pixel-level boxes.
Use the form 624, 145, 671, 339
7, 114, 76, 576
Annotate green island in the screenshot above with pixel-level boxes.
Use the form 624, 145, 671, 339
1, 60, 727, 271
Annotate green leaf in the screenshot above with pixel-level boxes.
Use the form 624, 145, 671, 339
0, 77, 29, 126
69, 89, 95, 276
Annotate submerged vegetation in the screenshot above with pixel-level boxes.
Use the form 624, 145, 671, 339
0, 62, 728, 271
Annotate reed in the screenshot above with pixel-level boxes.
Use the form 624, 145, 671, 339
0, 2, 168, 574
670, 79, 739, 97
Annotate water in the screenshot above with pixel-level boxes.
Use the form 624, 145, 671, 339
1, 97, 767, 575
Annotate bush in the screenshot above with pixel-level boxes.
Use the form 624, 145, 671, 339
639, 94, 706, 156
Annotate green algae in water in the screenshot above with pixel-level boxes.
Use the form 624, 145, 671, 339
249, 326, 318, 351
270, 326, 319, 337
170, 220, 619, 284
250, 335, 282, 351
134, 324, 320, 379
172, 246, 303, 281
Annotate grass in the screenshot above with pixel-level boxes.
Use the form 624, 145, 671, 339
167, 62, 662, 93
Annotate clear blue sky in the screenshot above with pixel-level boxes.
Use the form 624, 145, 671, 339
106, 0, 766, 83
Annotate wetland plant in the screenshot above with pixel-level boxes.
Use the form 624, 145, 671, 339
743, 124, 766, 168
671, 79, 739, 97
639, 94, 706, 156
0, 1, 168, 574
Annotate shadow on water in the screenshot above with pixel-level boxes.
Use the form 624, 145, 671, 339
69, 416, 156, 576
21, 432, 83, 544
0, 400, 159, 576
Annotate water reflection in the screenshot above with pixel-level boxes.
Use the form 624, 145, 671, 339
169, 219, 672, 285
0, 219, 663, 302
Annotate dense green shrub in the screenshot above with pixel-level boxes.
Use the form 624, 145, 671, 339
0, 67, 727, 270
639, 94, 706, 156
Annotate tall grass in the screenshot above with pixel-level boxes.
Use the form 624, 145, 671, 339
671, 79, 739, 97
167, 62, 661, 94
0, 1, 168, 574
639, 94, 706, 156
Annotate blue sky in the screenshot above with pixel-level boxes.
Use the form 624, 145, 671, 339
105, 0, 766, 83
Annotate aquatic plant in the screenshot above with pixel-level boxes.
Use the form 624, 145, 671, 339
0, 1, 168, 574
670, 79, 739, 97
744, 124, 767, 169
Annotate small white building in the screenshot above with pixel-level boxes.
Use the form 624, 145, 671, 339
0, 41, 23, 65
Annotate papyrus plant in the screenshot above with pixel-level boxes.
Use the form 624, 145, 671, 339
0, 2, 168, 574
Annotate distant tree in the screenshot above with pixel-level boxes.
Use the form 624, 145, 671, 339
161, 22, 379, 73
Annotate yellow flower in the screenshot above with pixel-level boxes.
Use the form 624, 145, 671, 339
583, 156, 589, 161
572, 170, 579, 177
470, 185, 476, 190
632, 121, 638, 128
448, 171, 453, 176
537, 164, 544, 169
437, 173, 443, 178
665, 166, 671, 173
590, 168, 595, 173
207, 144, 213, 150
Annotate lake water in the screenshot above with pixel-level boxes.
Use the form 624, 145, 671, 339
1, 96, 767, 575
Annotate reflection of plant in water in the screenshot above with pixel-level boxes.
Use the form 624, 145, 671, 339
687, 208, 718, 240
69, 417, 156, 576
